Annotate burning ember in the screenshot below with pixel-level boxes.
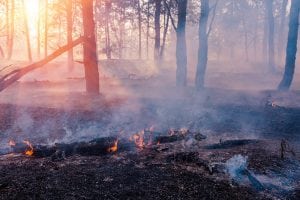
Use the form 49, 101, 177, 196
130, 130, 145, 148
107, 140, 118, 153
23, 140, 34, 156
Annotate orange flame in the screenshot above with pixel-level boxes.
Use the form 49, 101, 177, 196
107, 140, 118, 153
23, 140, 34, 156
130, 130, 145, 148
8, 140, 16, 147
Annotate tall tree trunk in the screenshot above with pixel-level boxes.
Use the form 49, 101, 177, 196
253, 14, 258, 61
105, 1, 111, 59
154, 0, 161, 61
5, 0, 9, 58
37, 0, 41, 59
160, 4, 170, 60
278, 0, 288, 63
22, 0, 32, 62
195, 0, 209, 89
176, 0, 188, 87
138, 0, 142, 59
45, 0, 48, 57
7, 0, 14, 60
67, 0, 74, 72
242, 17, 249, 62
118, 6, 125, 59
146, 1, 150, 59
278, 0, 300, 90
81, 0, 100, 94
266, 0, 275, 72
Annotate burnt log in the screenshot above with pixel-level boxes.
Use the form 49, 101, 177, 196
154, 134, 185, 144
154, 130, 206, 144
205, 139, 259, 150
10, 137, 120, 158
75, 137, 118, 156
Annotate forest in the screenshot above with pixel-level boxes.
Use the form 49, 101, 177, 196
0, 0, 300, 199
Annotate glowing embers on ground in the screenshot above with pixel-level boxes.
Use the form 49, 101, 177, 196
129, 129, 154, 149
23, 140, 34, 156
107, 139, 118, 153
130, 127, 156, 149
8, 140, 34, 156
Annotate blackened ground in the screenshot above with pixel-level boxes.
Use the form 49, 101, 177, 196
0, 155, 265, 200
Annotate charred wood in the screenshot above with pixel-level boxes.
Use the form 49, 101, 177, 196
205, 139, 259, 150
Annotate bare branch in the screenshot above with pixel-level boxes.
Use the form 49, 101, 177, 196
165, 0, 177, 31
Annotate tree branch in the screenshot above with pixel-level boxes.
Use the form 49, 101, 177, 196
165, 0, 177, 31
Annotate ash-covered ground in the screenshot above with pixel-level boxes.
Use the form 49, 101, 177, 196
0, 61, 300, 199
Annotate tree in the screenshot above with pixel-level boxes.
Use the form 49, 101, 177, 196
278, 0, 288, 62
154, 0, 161, 61
175, 0, 188, 86
137, 0, 142, 59
22, 0, 32, 62
105, 1, 112, 59
6, 0, 14, 60
195, 0, 209, 90
66, 0, 74, 72
278, 0, 300, 90
44, 0, 48, 57
265, 0, 275, 72
81, 0, 100, 94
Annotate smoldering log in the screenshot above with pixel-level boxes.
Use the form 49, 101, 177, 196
154, 134, 185, 144
75, 137, 118, 156
205, 139, 259, 149
10, 137, 121, 158
154, 130, 206, 144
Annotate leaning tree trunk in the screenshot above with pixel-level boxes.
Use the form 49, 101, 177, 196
278, 0, 300, 90
81, 0, 100, 94
266, 0, 275, 72
195, 0, 209, 90
176, 0, 188, 87
67, 0, 74, 72
154, 0, 161, 61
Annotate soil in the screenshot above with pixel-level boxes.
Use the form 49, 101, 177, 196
0, 63, 300, 199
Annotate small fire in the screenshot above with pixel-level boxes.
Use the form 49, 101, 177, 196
8, 140, 16, 147
130, 130, 145, 148
107, 140, 118, 153
23, 140, 34, 156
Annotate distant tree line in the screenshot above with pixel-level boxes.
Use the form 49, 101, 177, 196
0, 0, 299, 93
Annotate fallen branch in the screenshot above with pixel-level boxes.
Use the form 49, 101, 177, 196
0, 36, 84, 92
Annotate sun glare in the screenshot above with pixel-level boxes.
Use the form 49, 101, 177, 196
24, 0, 40, 37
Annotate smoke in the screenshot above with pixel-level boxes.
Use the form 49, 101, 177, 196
225, 154, 248, 182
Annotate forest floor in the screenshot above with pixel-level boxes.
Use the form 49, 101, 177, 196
0, 60, 300, 199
